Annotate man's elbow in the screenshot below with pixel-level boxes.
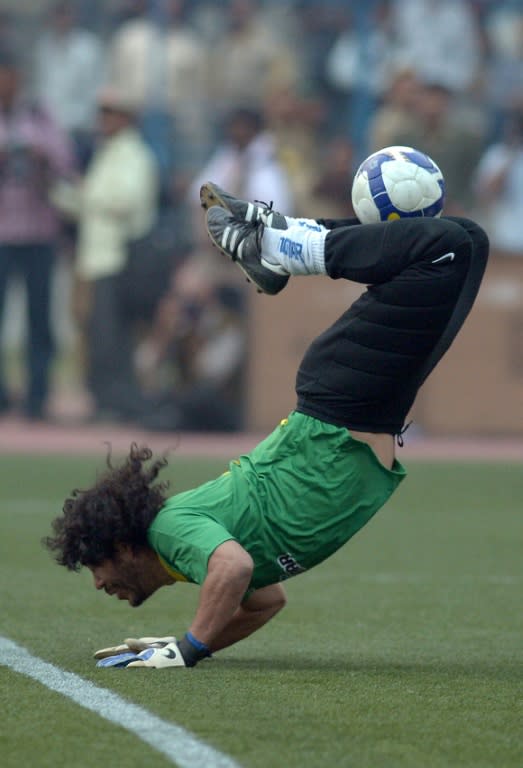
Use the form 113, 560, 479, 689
235, 551, 254, 584
271, 585, 287, 616
211, 540, 254, 585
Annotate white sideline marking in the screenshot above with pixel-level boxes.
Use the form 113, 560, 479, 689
0, 636, 241, 768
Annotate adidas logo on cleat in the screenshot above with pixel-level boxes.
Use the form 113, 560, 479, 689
205, 206, 289, 295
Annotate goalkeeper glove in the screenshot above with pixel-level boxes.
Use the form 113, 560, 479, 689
96, 641, 186, 668
95, 633, 211, 668
94, 636, 176, 660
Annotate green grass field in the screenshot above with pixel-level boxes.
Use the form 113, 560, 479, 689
1, 454, 522, 768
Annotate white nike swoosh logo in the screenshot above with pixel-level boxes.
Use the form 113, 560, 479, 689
432, 252, 455, 264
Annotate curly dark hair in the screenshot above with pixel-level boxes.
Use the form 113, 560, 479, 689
43, 444, 169, 571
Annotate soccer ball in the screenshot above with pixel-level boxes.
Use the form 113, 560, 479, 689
351, 146, 445, 224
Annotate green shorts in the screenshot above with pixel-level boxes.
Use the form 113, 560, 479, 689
148, 412, 406, 590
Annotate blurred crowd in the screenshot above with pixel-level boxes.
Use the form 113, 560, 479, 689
0, 0, 521, 429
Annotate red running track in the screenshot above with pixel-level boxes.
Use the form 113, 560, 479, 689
0, 416, 521, 462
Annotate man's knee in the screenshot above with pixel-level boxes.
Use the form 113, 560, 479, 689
407, 217, 477, 273
432, 217, 473, 250
374, 217, 474, 271
444, 215, 488, 242
443, 216, 489, 269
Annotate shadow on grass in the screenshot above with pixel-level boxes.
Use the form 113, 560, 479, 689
217, 656, 523, 681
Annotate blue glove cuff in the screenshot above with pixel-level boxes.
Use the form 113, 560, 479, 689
177, 632, 211, 667
185, 632, 210, 654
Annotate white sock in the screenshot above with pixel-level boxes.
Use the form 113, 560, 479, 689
283, 216, 329, 233
261, 224, 327, 276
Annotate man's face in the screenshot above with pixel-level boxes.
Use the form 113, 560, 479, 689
96, 105, 133, 138
89, 547, 158, 607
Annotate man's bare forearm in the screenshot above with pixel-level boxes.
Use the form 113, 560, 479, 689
209, 583, 287, 652
185, 541, 287, 653
187, 540, 254, 646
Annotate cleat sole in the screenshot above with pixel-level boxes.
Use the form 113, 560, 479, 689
200, 183, 229, 213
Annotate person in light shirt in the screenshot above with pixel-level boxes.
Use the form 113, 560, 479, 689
475, 107, 523, 258
52, 86, 159, 422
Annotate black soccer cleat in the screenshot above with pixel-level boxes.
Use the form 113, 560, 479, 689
205, 206, 289, 295
200, 181, 288, 230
